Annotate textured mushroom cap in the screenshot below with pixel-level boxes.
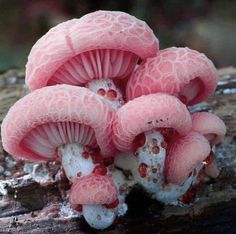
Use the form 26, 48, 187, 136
70, 175, 118, 205
1, 85, 116, 161
192, 112, 226, 145
26, 10, 158, 90
164, 131, 211, 185
126, 47, 218, 105
113, 93, 192, 152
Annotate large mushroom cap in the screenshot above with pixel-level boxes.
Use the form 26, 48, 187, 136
70, 174, 118, 205
1, 85, 116, 161
126, 47, 218, 105
113, 93, 192, 152
192, 112, 226, 145
164, 132, 211, 185
26, 10, 158, 90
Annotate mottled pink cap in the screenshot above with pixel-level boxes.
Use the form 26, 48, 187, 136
126, 47, 218, 105
113, 93, 192, 152
26, 10, 158, 90
192, 112, 226, 145
164, 132, 211, 185
70, 174, 118, 205
1, 85, 116, 161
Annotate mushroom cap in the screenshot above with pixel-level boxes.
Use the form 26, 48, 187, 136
70, 174, 118, 205
113, 93, 192, 152
26, 10, 158, 90
1, 85, 116, 161
164, 131, 211, 185
191, 112, 226, 145
126, 47, 218, 105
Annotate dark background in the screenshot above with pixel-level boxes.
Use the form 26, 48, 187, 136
0, 0, 235, 72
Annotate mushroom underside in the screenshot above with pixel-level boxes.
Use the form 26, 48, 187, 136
21, 122, 97, 158
48, 49, 139, 86
178, 77, 204, 104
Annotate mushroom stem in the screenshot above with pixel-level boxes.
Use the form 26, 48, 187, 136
82, 169, 129, 229
58, 144, 97, 181
116, 130, 167, 194
86, 78, 124, 109
83, 204, 116, 229
132, 130, 167, 194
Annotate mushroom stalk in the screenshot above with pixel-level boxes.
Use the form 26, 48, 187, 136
86, 78, 124, 110
58, 144, 97, 181
82, 169, 130, 229
132, 130, 167, 194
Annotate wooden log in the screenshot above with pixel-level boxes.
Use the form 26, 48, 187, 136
0, 68, 235, 233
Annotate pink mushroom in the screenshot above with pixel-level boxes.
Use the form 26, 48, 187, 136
192, 112, 226, 178
1, 84, 132, 229
192, 112, 226, 145
126, 47, 218, 105
26, 10, 158, 109
70, 174, 119, 229
1, 85, 116, 180
164, 132, 211, 185
69, 163, 131, 229
113, 93, 192, 195
159, 131, 211, 204
70, 174, 117, 206
113, 93, 192, 152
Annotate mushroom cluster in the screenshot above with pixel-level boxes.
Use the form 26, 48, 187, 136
1, 11, 226, 229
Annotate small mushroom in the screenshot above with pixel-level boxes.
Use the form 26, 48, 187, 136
113, 93, 192, 194
70, 174, 118, 205
157, 132, 211, 204
164, 132, 211, 185
26, 11, 158, 109
70, 174, 117, 229
126, 47, 218, 105
70, 171, 129, 229
1, 85, 116, 181
192, 112, 226, 178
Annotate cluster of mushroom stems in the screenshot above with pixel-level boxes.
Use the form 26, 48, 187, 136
1, 11, 226, 230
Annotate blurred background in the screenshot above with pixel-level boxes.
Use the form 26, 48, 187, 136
0, 0, 235, 72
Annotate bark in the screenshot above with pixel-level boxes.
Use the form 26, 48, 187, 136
0, 68, 236, 234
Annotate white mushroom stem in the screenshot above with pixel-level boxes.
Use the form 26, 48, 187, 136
86, 78, 124, 110
134, 130, 166, 194
58, 143, 96, 181
83, 169, 130, 230
115, 129, 204, 204
83, 205, 116, 230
